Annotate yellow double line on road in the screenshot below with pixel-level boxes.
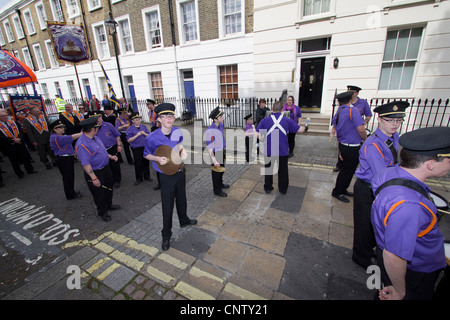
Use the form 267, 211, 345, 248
64, 231, 267, 300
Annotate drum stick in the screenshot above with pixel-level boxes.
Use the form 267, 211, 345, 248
88, 180, 112, 191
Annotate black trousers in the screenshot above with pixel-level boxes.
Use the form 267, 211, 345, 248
131, 146, 150, 181
211, 149, 225, 193
264, 155, 289, 194
84, 165, 113, 217
55, 155, 76, 199
332, 143, 360, 196
37, 142, 55, 164
106, 144, 121, 184
119, 132, 133, 164
376, 247, 443, 300
287, 132, 296, 155
352, 178, 376, 266
7, 143, 35, 177
160, 168, 190, 240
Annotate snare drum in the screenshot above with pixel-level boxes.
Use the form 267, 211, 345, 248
429, 190, 449, 214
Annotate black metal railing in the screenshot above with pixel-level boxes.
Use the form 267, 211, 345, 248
42, 96, 449, 134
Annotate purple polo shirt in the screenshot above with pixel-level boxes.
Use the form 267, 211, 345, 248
352, 98, 372, 118
371, 165, 446, 273
115, 116, 131, 133
50, 133, 75, 156
355, 128, 399, 183
205, 123, 226, 152
283, 105, 302, 122
96, 121, 120, 149
126, 124, 150, 148
256, 113, 300, 157
75, 133, 109, 170
332, 105, 365, 144
143, 127, 183, 173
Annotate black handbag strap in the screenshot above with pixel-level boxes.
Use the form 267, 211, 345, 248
374, 178, 429, 199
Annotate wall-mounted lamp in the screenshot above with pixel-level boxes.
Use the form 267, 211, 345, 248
333, 57, 339, 69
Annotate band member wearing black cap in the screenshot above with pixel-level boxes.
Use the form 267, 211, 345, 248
244, 114, 256, 163
334, 85, 372, 172
371, 126, 450, 300
115, 108, 134, 165
331, 91, 367, 203
75, 116, 121, 222
146, 99, 158, 131
49, 120, 82, 200
352, 101, 409, 269
206, 106, 229, 197
102, 104, 117, 126
144, 103, 196, 251
126, 112, 151, 185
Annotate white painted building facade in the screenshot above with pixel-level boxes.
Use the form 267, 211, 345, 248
253, 0, 450, 115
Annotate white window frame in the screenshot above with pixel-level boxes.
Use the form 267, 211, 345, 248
67, 80, 77, 99
378, 26, 424, 92
40, 83, 50, 100
64, 0, 80, 19
3, 21, 14, 43
218, 0, 245, 39
142, 5, 164, 51
50, 0, 65, 22
35, 1, 48, 30
87, 0, 102, 11
0, 29, 5, 46
299, 0, 336, 21
21, 47, 33, 69
116, 15, 134, 55
176, 0, 200, 45
22, 9, 36, 35
45, 39, 59, 68
92, 22, 110, 59
32, 43, 46, 71
12, 14, 24, 40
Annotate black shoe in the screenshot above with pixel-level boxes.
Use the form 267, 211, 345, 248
67, 192, 82, 200
45, 163, 52, 169
109, 204, 121, 210
222, 184, 230, 189
180, 219, 197, 228
153, 184, 161, 190
113, 182, 120, 189
144, 176, 153, 181
332, 194, 350, 203
288, 153, 294, 158
162, 239, 170, 251
18, 172, 25, 179
134, 179, 142, 185
214, 191, 227, 197
343, 190, 354, 197
333, 166, 342, 172
27, 170, 38, 174
99, 213, 111, 222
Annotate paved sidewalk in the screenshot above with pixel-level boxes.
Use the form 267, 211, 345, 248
3, 130, 450, 301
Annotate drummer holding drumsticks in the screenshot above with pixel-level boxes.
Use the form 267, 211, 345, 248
371, 126, 450, 300
352, 101, 409, 269
143, 103, 197, 251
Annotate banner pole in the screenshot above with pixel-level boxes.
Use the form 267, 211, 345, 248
74, 64, 84, 103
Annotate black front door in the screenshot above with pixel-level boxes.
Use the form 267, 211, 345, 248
299, 57, 325, 111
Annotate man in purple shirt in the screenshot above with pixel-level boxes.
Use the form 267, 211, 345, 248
49, 119, 82, 200
144, 103, 196, 251
126, 112, 151, 185
205, 107, 229, 197
75, 117, 120, 222
371, 126, 450, 300
331, 91, 367, 203
352, 101, 409, 269
256, 101, 307, 194
96, 115, 122, 188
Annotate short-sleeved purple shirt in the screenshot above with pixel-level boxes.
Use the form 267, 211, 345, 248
371, 165, 446, 273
